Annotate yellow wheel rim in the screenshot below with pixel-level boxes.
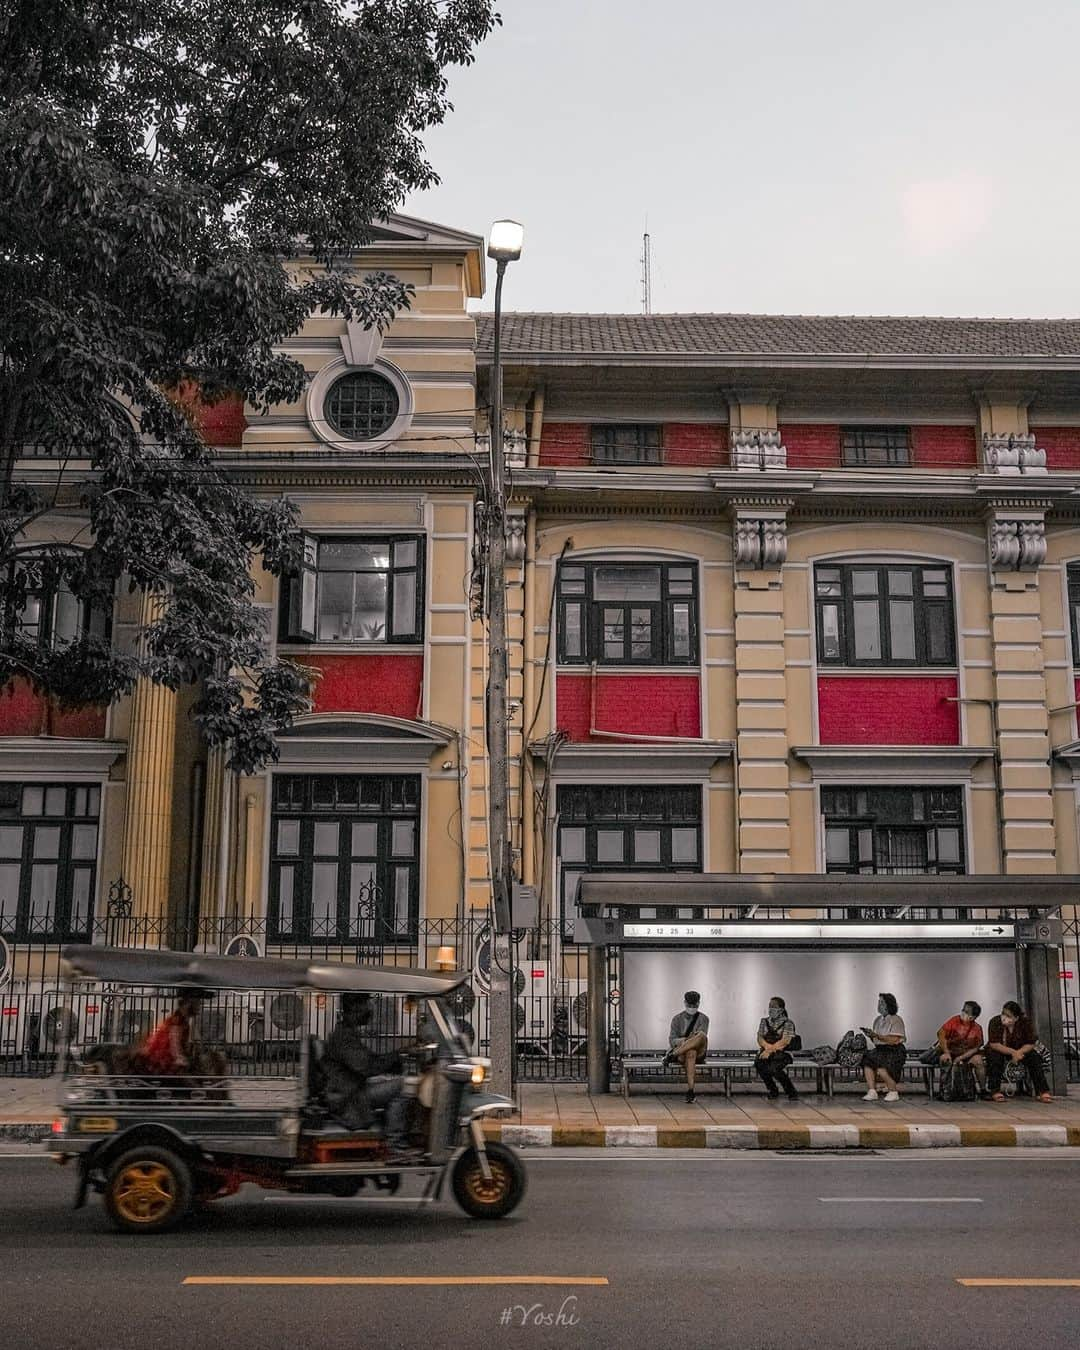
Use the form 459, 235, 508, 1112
463, 1159, 511, 1206
113, 1162, 177, 1225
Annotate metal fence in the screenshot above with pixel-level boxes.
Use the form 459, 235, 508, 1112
0, 903, 606, 1082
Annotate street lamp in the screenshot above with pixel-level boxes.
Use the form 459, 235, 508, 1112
484, 218, 523, 1099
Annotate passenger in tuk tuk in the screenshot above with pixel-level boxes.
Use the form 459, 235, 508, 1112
136, 989, 225, 1078
322, 993, 414, 1153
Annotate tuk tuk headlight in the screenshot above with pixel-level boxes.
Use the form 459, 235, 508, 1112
470, 1062, 486, 1086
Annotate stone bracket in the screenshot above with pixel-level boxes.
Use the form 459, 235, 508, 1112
733, 507, 788, 569
731, 428, 787, 471
983, 433, 1047, 476
987, 508, 1046, 572
505, 508, 527, 563
340, 320, 383, 368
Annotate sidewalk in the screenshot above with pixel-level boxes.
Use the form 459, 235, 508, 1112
7, 1075, 1080, 1148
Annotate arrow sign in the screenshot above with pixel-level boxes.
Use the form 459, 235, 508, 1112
993, 927, 1005, 934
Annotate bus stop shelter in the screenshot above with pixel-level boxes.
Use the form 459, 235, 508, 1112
572, 874, 1074, 1094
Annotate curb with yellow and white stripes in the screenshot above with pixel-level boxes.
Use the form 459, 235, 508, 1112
483, 1122, 1080, 1149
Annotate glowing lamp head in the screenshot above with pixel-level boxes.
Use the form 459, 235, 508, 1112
487, 219, 524, 262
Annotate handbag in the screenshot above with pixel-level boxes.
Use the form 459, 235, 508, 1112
919, 1047, 941, 1066
810, 1044, 836, 1066
937, 1060, 976, 1102
836, 1029, 868, 1068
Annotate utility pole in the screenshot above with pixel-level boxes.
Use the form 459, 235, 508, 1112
483, 221, 524, 1100
641, 230, 652, 315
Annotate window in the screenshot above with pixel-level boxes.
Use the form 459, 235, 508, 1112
557, 784, 702, 932
3, 553, 109, 649
0, 783, 100, 940
280, 535, 423, 644
324, 372, 400, 441
269, 775, 420, 941
841, 426, 911, 467
1068, 564, 1080, 666
822, 786, 964, 876
557, 561, 698, 665
591, 424, 662, 465
815, 563, 955, 667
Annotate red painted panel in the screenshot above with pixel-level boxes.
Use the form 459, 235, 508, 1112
0, 680, 106, 738
556, 672, 701, 742
780, 423, 841, 469
196, 392, 246, 448
1031, 426, 1080, 470
664, 423, 729, 467
539, 422, 590, 467
911, 425, 977, 468
306, 654, 424, 720
817, 675, 959, 746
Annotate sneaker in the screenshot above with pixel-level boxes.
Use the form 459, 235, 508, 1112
766, 1090, 780, 1100
685, 1089, 696, 1104
883, 1091, 900, 1102
785, 1091, 799, 1103
862, 1089, 879, 1101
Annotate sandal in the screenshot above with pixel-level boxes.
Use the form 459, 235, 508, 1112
991, 1092, 1006, 1102
1039, 1093, 1053, 1103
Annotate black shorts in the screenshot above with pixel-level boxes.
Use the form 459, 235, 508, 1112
865, 1044, 906, 1080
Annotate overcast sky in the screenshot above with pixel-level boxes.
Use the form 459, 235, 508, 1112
405, 0, 1080, 318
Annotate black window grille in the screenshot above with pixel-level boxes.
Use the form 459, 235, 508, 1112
815, 563, 955, 667
840, 427, 911, 467
280, 534, 423, 644
268, 774, 421, 942
556, 785, 703, 933
2, 552, 110, 650
324, 371, 400, 440
0, 783, 100, 941
822, 786, 965, 876
557, 560, 698, 666
1068, 564, 1080, 666
591, 424, 662, 465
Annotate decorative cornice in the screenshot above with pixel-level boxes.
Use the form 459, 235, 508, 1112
791, 745, 995, 782
0, 738, 124, 778
530, 739, 733, 781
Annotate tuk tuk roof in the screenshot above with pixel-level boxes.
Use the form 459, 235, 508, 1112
60, 945, 469, 996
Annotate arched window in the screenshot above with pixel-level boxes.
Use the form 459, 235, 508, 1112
4, 551, 110, 648
814, 561, 955, 667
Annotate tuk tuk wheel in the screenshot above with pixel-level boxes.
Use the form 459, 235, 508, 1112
450, 1142, 526, 1220
104, 1146, 193, 1235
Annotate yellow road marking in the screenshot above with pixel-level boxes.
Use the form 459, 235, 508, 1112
184, 1276, 609, 1287
957, 1279, 1080, 1287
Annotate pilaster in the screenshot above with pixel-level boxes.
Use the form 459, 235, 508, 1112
731, 501, 790, 871
120, 594, 179, 918
985, 507, 1056, 872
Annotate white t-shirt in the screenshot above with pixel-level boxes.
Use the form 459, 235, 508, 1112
873, 1014, 906, 1042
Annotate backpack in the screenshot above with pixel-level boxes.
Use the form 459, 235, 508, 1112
937, 1061, 976, 1102
836, 1030, 868, 1068
810, 1044, 836, 1066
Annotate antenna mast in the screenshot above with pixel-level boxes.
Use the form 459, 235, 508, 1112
641, 231, 652, 315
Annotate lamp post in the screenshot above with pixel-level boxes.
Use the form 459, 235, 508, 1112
484, 219, 523, 1099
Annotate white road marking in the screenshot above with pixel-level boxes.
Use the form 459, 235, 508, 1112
819, 1196, 983, 1203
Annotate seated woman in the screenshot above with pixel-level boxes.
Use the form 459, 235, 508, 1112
862, 992, 907, 1102
135, 990, 225, 1081
755, 996, 799, 1101
986, 1000, 1052, 1103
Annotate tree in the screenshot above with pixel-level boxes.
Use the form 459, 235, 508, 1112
0, 0, 498, 771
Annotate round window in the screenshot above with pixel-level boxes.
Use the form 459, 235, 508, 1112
324, 371, 400, 441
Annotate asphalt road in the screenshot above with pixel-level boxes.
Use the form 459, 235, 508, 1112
3, 1148, 1080, 1350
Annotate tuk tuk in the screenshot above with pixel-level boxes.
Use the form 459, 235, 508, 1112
47, 945, 525, 1233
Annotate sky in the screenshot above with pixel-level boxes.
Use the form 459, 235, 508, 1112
405, 0, 1080, 317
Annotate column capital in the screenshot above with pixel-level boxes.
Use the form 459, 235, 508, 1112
986, 507, 1046, 572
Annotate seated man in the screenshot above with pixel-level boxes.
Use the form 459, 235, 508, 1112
322, 993, 414, 1154
663, 990, 709, 1104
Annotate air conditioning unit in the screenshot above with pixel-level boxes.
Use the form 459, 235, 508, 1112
516, 962, 553, 1056
551, 980, 588, 1056
0, 985, 40, 1058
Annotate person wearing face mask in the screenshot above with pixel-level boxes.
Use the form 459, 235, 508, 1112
861, 992, 907, 1101
755, 996, 799, 1101
985, 1000, 1052, 1103
934, 1000, 988, 1096
663, 990, 710, 1104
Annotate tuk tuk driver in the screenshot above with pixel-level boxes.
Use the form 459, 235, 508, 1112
323, 993, 414, 1155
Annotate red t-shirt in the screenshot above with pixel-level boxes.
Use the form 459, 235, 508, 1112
140, 1013, 190, 1073
939, 1015, 984, 1054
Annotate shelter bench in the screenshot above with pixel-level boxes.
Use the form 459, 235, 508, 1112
619, 1053, 942, 1100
